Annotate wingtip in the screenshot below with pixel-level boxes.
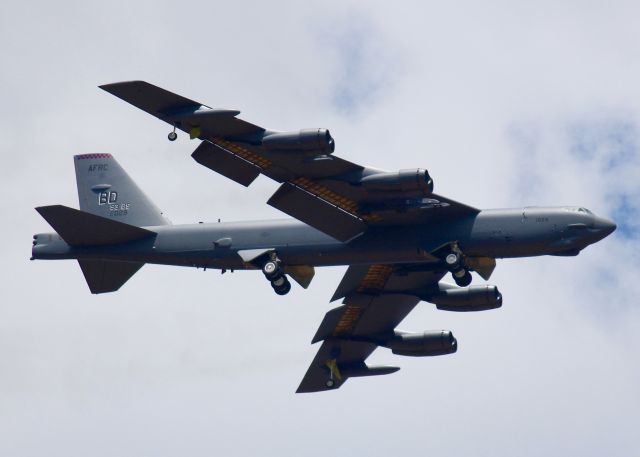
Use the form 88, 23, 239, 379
98, 80, 147, 92
295, 384, 337, 394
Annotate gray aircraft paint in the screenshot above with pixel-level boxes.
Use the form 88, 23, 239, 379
33, 156, 615, 269
30, 83, 616, 392
74, 153, 169, 227
33, 205, 615, 268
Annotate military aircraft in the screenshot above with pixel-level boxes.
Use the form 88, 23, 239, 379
31, 81, 616, 393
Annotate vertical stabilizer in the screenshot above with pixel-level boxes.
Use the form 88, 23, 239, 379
74, 154, 169, 227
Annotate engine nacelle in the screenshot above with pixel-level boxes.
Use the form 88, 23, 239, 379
430, 285, 502, 312
359, 169, 434, 195
261, 128, 335, 155
385, 330, 457, 357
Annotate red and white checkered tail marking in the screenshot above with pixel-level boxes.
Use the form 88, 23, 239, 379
75, 154, 113, 160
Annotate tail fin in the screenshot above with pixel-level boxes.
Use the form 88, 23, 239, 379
74, 154, 169, 227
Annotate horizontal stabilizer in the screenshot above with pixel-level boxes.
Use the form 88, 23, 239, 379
268, 183, 366, 242
36, 205, 156, 247
192, 141, 260, 187
78, 260, 144, 294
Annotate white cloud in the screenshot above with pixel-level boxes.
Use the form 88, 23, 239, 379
1, 1, 639, 456
312, 10, 404, 115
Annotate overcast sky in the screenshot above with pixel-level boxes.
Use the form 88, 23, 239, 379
1, 1, 639, 456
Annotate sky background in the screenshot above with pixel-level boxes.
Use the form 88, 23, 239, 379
1, 1, 639, 456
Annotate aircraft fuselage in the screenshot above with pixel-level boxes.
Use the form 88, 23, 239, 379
32, 206, 616, 270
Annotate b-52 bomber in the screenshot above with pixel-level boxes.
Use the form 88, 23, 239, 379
31, 81, 616, 392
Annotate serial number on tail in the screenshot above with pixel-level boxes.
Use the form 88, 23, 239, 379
110, 209, 129, 216
99, 191, 132, 216
109, 203, 131, 216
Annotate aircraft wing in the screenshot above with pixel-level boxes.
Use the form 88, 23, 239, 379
101, 81, 479, 242
296, 264, 446, 393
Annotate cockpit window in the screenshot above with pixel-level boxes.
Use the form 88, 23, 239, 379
567, 207, 593, 214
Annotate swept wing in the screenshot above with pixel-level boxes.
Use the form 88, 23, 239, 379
101, 81, 479, 242
297, 264, 448, 393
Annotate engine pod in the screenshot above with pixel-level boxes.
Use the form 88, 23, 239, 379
261, 128, 335, 155
430, 285, 502, 312
359, 169, 434, 196
385, 330, 457, 357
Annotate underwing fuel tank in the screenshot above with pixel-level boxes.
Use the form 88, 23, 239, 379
429, 285, 502, 312
384, 330, 457, 357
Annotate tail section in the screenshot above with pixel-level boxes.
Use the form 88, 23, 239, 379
78, 260, 144, 294
34, 153, 166, 294
35, 205, 155, 247
35, 205, 156, 294
74, 154, 169, 227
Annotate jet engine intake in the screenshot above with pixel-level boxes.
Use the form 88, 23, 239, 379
262, 128, 335, 155
385, 330, 457, 357
430, 285, 502, 312
359, 169, 434, 195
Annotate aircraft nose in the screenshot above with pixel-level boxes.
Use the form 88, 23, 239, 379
593, 216, 617, 238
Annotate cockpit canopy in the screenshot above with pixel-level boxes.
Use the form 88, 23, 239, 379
566, 207, 593, 214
